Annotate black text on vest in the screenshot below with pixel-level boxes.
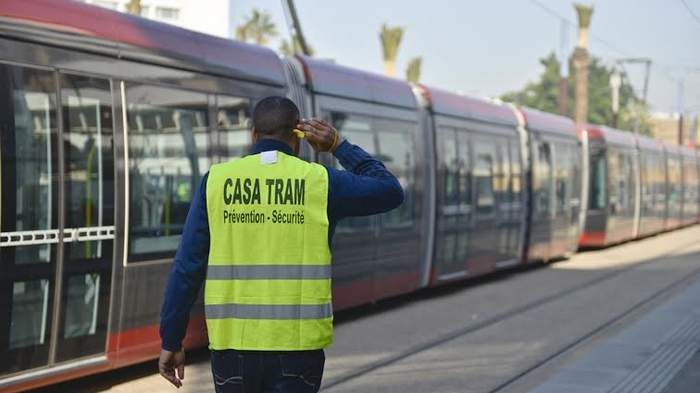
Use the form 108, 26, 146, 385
223, 178, 305, 205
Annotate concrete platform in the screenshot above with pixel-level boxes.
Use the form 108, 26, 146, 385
36, 225, 700, 393
528, 267, 700, 393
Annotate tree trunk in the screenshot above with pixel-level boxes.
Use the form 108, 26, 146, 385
573, 47, 589, 124
384, 61, 396, 77
558, 76, 568, 116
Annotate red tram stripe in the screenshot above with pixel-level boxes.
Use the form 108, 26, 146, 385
579, 231, 606, 246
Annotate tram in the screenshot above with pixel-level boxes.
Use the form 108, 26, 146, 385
0, 1, 698, 391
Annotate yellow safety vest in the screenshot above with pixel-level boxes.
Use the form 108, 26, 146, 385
205, 150, 332, 351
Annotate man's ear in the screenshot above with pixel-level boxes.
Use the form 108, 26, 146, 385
252, 128, 259, 143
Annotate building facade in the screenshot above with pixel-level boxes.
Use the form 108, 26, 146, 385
650, 112, 699, 148
81, 0, 236, 39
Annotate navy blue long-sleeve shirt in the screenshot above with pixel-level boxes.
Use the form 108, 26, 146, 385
160, 139, 404, 351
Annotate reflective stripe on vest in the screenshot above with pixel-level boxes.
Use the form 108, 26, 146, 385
205, 151, 332, 351
207, 264, 332, 280
205, 303, 333, 320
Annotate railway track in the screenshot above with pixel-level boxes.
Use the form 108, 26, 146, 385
322, 234, 700, 392
30, 227, 700, 393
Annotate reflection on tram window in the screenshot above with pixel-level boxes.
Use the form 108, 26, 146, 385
533, 142, 554, 216
61, 75, 115, 261
683, 158, 697, 211
375, 118, 415, 228
217, 95, 251, 160
436, 127, 458, 266
589, 151, 607, 210
474, 140, 496, 216
126, 85, 210, 261
63, 274, 100, 338
456, 131, 471, 212
554, 143, 571, 215
0, 65, 59, 265
9, 280, 50, 349
509, 141, 522, 205
667, 156, 682, 216
330, 112, 375, 232
439, 127, 459, 210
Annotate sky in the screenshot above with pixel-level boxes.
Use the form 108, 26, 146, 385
230, 0, 700, 114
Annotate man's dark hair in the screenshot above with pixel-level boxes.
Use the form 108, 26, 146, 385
252, 96, 299, 139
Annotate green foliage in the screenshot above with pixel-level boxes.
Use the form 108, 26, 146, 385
379, 24, 404, 61
501, 52, 652, 135
280, 36, 315, 56
406, 56, 422, 83
235, 8, 278, 45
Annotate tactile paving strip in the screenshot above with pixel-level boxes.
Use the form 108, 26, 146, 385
608, 317, 700, 393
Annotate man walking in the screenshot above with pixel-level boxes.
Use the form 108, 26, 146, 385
158, 96, 404, 392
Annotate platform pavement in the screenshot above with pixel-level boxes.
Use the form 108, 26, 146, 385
527, 267, 700, 393
44, 225, 700, 393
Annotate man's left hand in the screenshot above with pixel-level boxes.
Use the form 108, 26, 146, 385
159, 348, 185, 388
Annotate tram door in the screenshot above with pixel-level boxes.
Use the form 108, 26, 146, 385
0, 66, 114, 376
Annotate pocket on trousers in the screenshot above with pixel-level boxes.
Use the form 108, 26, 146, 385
211, 350, 244, 389
279, 351, 325, 388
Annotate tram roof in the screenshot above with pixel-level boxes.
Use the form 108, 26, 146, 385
519, 107, 577, 139
296, 55, 417, 109
584, 124, 637, 147
422, 86, 518, 126
0, 0, 287, 86
636, 134, 665, 152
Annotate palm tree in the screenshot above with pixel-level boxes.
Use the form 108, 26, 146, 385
280, 36, 315, 56
235, 8, 278, 46
126, 0, 141, 15
406, 56, 422, 83
379, 24, 404, 77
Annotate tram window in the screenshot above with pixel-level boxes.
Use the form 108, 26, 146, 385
554, 143, 570, 215
436, 126, 458, 265
571, 144, 582, 209
438, 127, 459, 210
607, 150, 621, 214
375, 117, 415, 228
331, 112, 376, 155
0, 65, 59, 265
9, 279, 50, 349
536, 142, 553, 215
60, 74, 114, 261
589, 150, 607, 210
473, 140, 496, 216
610, 149, 633, 215
684, 159, 697, 207
126, 85, 210, 261
509, 142, 522, 202
498, 142, 511, 206
641, 155, 653, 212
457, 131, 472, 209
668, 157, 681, 205
216, 95, 251, 160
652, 154, 664, 214
329, 112, 375, 232
63, 274, 100, 338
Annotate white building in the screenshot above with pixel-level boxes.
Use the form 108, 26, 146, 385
81, 0, 237, 39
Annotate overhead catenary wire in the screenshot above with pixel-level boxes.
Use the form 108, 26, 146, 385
527, 0, 697, 113
680, 0, 700, 27
527, 0, 632, 58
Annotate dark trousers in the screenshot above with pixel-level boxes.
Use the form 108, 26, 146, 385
210, 349, 325, 393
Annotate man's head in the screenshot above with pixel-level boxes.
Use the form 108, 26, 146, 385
252, 96, 300, 154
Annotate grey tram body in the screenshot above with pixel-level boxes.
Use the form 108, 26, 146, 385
0, 0, 699, 390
